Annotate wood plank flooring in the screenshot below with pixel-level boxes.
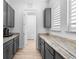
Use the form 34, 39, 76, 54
13, 40, 42, 59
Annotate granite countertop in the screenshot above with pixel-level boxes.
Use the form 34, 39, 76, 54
3, 33, 20, 44
39, 33, 76, 59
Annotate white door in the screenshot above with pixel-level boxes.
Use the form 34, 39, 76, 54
26, 15, 36, 40
23, 14, 36, 44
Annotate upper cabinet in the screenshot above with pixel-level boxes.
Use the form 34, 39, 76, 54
3, 0, 15, 28
3, 0, 8, 27
44, 8, 51, 28
7, 4, 15, 27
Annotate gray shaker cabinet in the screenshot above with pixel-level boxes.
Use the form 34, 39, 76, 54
55, 52, 64, 59
3, 0, 8, 27
45, 43, 54, 59
38, 36, 41, 52
45, 47, 54, 59
3, 39, 13, 59
38, 36, 45, 59
8, 43, 14, 59
44, 8, 51, 28
7, 4, 14, 27
38, 36, 64, 59
3, 0, 15, 28
40, 39, 45, 59
13, 36, 19, 55
16, 36, 19, 50
3, 35, 19, 59
13, 38, 17, 55
3, 46, 9, 59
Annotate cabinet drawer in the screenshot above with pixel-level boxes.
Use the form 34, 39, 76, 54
13, 39, 16, 55
45, 43, 54, 55
3, 39, 13, 49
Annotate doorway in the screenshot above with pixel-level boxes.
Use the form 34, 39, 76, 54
23, 13, 36, 47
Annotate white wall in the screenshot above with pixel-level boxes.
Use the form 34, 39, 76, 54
9, 10, 24, 48
33, 1, 48, 48
33, 0, 48, 33
47, 0, 76, 40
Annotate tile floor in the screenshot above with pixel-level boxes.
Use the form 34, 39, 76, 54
13, 40, 42, 59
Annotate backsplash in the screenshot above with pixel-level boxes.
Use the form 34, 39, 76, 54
48, 30, 76, 40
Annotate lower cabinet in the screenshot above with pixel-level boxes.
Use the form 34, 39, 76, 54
55, 52, 64, 59
13, 38, 17, 55
38, 36, 41, 52
3, 36, 19, 59
38, 37, 45, 59
3, 40, 13, 59
3, 46, 10, 59
40, 39, 45, 59
13, 36, 19, 55
16, 36, 19, 50
45, 47, 54, 59
8, 43, 14, 59
38, 36, 64, 59
45, 43, 54, 59
3, 49, 7, 59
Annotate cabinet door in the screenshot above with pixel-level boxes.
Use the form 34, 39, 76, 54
44, 8, 51, 28
55, 52, 64, 59
3, 40, 13, 59
38, 37, 41, 51
16, 36, 19, 50
8, 43, 14, 59
3, 0, 8, 27
3, 44, 13, 59
7, 4, 14, 27
3, 48, 8, 59
40, 43, 44, 59
13, 40, 16, 55
45, 47, 54, 59
5, 47, 10, 59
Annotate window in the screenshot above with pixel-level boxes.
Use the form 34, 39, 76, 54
67, 0, 76, 32
51, 5, 61, 31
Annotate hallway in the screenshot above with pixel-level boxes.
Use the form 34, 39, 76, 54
13, 40, 42, 59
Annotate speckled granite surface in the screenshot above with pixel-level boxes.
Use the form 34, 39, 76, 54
39, 33, 76, 59
3, 33, 19, 44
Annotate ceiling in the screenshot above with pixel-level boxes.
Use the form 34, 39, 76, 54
6, 0, 49, 10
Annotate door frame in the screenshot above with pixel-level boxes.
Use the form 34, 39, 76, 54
22, 11, 37, 47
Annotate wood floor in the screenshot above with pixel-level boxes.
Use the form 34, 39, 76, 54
13, 40, 42, 59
